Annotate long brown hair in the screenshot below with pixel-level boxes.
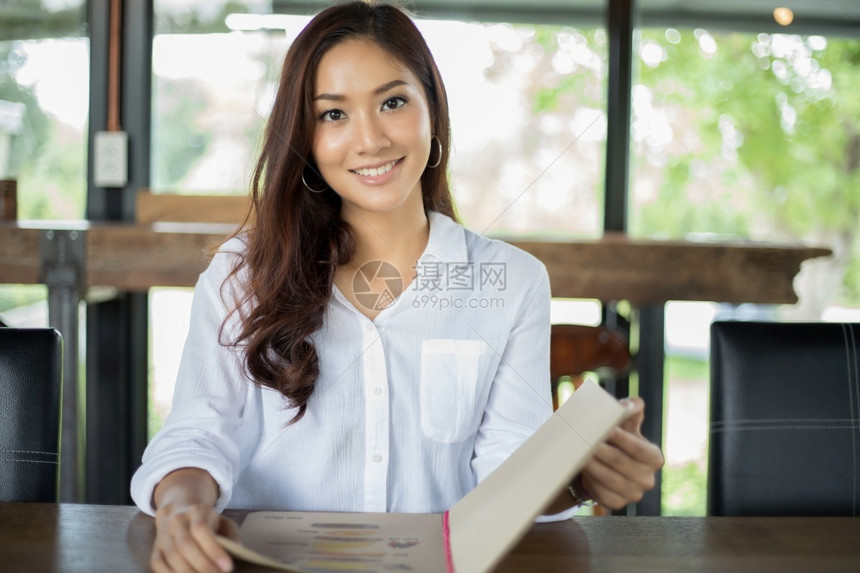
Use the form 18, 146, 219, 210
225, 1, 456, 422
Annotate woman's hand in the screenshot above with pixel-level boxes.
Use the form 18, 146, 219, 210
152, 501, 239, 573
579, 397, 665, 510
150, 467, 239, 573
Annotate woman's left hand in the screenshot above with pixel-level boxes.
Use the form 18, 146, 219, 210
579, 397, 665, 510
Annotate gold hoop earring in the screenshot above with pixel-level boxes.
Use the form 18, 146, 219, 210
427, 136, 442, 169
302, 165, 328, 193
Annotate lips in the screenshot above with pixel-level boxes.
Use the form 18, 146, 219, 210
351, 159, 401, 177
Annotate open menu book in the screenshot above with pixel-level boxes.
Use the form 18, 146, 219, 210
216, 380, 628, 572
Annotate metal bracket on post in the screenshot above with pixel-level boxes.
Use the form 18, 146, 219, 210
40, 228, 86, 503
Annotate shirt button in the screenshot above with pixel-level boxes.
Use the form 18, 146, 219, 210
373, 387, 382, 396
365, 323, 374, 332
372, 454, 383, 463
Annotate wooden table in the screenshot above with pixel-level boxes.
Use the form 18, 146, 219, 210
1, 503, 858, 572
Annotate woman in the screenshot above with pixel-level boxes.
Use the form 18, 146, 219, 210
132, 2, 663, 572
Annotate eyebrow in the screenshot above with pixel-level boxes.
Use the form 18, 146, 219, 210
313, 79, 410, 102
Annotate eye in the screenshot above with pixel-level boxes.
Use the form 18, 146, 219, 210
382, 96, 407, 111
319, 109, 345, 122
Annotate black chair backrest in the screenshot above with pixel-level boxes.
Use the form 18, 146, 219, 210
708, 321, 860, 516
0, 328, 63, 502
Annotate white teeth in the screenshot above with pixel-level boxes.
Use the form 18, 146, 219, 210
354, 160, 397, 177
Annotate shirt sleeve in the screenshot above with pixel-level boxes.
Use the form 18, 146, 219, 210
129, 249, 249, 516
535, 505, 579, 521
471, 257, 552, 476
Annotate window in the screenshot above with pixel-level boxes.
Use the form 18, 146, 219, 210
631, 24, 860, 514
150, 0, 608, 237
0, 0, 88, 328
0, 0, 88, 220
148, 0, 609, 435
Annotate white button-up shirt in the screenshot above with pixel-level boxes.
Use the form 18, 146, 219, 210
131, 211, 556, 517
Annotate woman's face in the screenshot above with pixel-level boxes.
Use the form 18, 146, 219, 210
311, 38, 432, 219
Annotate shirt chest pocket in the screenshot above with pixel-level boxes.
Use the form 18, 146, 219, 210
419, 339, 490, 443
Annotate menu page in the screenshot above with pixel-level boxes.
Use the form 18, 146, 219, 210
217, 381, 626, 572
446, 380, 628, 572
218, 511, 445, 572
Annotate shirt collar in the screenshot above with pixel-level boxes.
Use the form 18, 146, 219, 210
423, 210, 468, 263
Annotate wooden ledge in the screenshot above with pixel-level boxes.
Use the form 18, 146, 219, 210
508, 235, 832, 304
0, 221, 832, 303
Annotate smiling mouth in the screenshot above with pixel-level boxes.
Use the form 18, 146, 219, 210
352, 159, 401, 177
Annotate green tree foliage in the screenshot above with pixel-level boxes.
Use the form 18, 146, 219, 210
156, 0, 261, 34
1, 0, 87, 220
513, 24, 859, 305
0, 0, 83, 41
151, 78, 212, 190
0, 42, 51, 178
469, 24, 608, 237
18, 122, 86, 219
632, 29, 860, 304
531, 26, 607, 113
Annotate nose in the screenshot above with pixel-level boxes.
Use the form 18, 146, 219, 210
354, 113, 391, 155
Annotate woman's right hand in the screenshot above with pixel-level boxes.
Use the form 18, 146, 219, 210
150, 468, 239, 572
152, 501, 239, 573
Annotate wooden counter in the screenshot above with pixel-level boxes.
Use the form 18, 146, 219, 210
0, 220, 831, 303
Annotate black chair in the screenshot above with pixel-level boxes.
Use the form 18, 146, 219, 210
708, 321, 860, 516
0, 327, 63, 502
